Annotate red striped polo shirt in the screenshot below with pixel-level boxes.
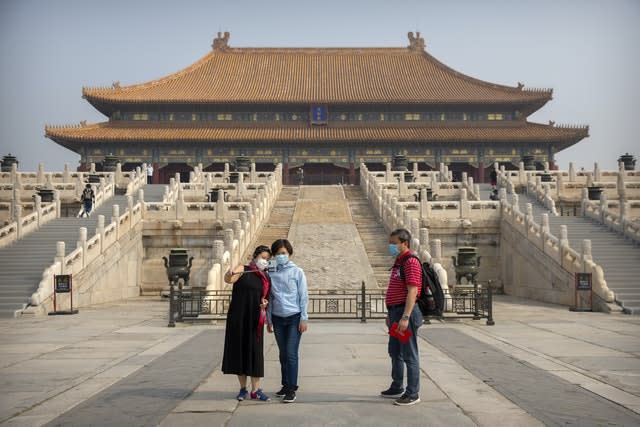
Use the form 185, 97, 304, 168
385, 252, 422, 306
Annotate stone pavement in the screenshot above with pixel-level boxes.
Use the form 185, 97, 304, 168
1, 296, 639, 426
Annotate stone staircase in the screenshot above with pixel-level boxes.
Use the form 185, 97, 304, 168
343, 186, 393, 288
0, 185, 164, 318
516, 191, 640, 314
248, 186, 299, 252
0, 196, 122, 317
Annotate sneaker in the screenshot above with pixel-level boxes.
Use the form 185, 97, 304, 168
394, 394, 420, 406
275, 386, 288, 398
250, 389, 270, 401
236, 387, 249, 401
380, 387, 404, 398
282, 390, 296, 403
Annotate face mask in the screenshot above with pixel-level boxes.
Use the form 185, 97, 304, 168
275, 254, 289, 265
254, 258, 269, 271
388, 244, 400, 257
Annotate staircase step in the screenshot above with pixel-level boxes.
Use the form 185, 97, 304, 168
0, 193, 129, 316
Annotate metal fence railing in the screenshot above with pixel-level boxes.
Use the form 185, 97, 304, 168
167, 281, 494, 327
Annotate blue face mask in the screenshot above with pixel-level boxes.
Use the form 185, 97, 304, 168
275, 254, 289, 265
388, 244, 400, 257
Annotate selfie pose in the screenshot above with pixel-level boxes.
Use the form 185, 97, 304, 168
221, 245, 272, 402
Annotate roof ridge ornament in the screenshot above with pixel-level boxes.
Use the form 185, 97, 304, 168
212, 31, 231, 51
407, 31, 425, 51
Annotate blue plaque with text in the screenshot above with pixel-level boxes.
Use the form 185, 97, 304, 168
310, 105, 328, 125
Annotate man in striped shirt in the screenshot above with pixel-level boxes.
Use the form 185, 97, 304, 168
380, 228, 423, 406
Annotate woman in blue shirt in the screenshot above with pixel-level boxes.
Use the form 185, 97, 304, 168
266, 239, 308, 403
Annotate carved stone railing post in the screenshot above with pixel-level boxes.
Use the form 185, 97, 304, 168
112, 204, 120, 239
568, 162, 575, 181
419, 228, 429, 255
541, 213, 549, 234
581, 239, 593, 271
15, 204, 22, 238
431, 239, 442, 265
56, 241, 66, 274
97, 215, 105, 252
37, 163, 45, 184
78, 227, 88, 268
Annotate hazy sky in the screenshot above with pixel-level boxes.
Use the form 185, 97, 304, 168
0, 0, 638, 171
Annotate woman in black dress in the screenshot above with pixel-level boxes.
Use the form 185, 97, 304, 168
222, 245, 272, 401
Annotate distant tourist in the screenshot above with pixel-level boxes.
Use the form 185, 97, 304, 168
80, 184, 95, 217
381, 228, 423, 406
222, 245, 272, 402
146, 164, 154, 184
490, 168, 498, 189
267, 239, 309, 403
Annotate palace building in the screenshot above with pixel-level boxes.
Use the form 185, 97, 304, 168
45, 32, 588, 185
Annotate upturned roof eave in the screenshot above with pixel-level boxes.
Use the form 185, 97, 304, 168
83, 94, 552, 108
44, 121, 588, 146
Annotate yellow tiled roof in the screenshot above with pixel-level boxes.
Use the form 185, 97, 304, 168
82, 46, 551, 105
46, 122, 588, 145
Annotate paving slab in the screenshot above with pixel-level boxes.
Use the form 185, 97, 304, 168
422, 327, 640, 426
42, 329, 224, 427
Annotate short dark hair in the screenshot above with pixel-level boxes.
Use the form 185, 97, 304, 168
252, 245, 271, 259
85, 183, 91, 188
253, 245, 271, 258
271, 239, 293, 256
390, 228, 411, 246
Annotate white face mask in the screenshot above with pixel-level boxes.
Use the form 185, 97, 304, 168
254, 258, 269, 271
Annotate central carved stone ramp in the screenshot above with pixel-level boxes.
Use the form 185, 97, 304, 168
248, 185, 299, 251
343, 185, 393, 288
282, 186, 376, 290
517, 191, 640, 314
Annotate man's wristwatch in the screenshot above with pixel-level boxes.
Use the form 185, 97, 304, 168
401, 315, 410, 320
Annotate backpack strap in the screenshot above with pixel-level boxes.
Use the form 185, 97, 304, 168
397, 254, 421, 282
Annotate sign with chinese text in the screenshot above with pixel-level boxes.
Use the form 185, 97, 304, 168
310, 105, 328, 125
572, 272, 592, 312
54, 275, 72, 293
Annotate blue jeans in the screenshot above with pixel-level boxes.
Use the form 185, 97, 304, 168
83, 200, 93, 215
388, 304, 422, 398
272, 313, 302, 390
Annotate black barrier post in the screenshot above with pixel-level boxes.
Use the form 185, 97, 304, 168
473, 281, 481, 320
360, 281, 367, 323
168, 277, 176, 327
486, 285, 495, 326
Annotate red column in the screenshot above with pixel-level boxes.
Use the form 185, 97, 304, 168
348, 163, 355, 185
283, 163, 289, 185
549, 161, 557, 170
478, 162, 485, 183
152, 162, 160, 184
